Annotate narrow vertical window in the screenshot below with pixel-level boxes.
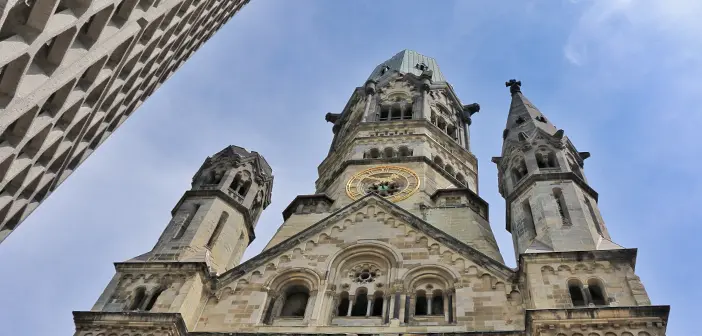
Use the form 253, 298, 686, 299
521, 199, 536, 238
584, 197, 603, 236
553, 188, 571, 226
587, 279, 607, 306
206, 211, 229, 249
144, 288, 163, 311
431, 290, 444, 315
568, 280, 586, 307
129, 287, 147, 310
414, 290, 428, 316
351, 288, 368, 316
337, 292, 350, 316
173, 203, 199, 239
371, 291, 384, 316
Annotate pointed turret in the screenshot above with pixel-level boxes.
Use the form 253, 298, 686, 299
494, 80, 621, 259
502, 79, 558, 146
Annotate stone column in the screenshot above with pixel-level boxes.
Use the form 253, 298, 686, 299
261, 291, 278, 325
303, 290, 317, 323
366, 296, 372, 316
382, 295, 389, 322
347, 295, 354, 316
427, 294, 432, 315
443, 292, 450, 322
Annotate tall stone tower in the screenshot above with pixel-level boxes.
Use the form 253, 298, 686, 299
0, 0, 251, 244
73, 51, 669, 336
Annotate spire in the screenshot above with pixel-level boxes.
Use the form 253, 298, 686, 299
368, 49, 446, 82
502, 80, 559, 148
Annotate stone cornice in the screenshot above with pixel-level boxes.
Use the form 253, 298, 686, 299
172, 189, 256, 245
525, 306, 670, 334
190, 332, 523, 336
281, 194, 335, 221
215, 193, 514, 288
430, 188, 489, 220
114, 261, 212, 275
505, 171, 599, 232
518, 249, 639, 273
73, 311, 189, 335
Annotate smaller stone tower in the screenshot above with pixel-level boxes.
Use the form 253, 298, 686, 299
148, 145, 273, 273
493, 80, 619, 259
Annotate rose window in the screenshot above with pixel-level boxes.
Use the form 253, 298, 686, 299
348, 264, 382, 284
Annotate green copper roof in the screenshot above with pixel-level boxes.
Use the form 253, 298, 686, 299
368, 49, 446, 82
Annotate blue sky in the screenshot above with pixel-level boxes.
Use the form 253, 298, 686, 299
0, 0, 698, 334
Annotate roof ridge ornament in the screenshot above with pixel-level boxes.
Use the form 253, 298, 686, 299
505, 79, 522, 94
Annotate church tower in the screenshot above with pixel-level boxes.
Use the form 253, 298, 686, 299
492, 80, 618, 259
73, 51, 669, 336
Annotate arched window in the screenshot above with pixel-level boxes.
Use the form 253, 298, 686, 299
398, 146, 412, 157
401, 104, 413, 119
280, 285, 310, 317
447, 125, 457, 139
414, 289, 428, 316
456, 173, 466, 186
238, 180, 251, 197
371, 291, 384, 317
144, 288, 164, 311
431, 289, 444, 315
444, 165, 454, 175
536, 148, 559, 169
378, 106, 390, 121
351, 288, 368, 316
383, 147, 394, 158
437, 118, 447, 132
588, 279, 607, 306
230, 173, 242, 191
206, 211, 229, 249
369, 148, 380, 159
511, 158, 528, 184
337, 291, 350, 316
568, 279, 586, 307
129, 287, 147, 310
433, 156, 443, 167
390, 104, 402, 120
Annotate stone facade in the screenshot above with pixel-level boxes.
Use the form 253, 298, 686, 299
0, 0, 251, 244
73, 50, 669, 336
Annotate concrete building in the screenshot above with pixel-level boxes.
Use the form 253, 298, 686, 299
73, 50, 669, 336
0, 0, 251, 243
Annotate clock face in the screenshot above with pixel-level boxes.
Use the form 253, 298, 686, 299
346, 166, 420, 202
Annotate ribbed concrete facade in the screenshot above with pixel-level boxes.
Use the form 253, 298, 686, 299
0, 0, 251, 243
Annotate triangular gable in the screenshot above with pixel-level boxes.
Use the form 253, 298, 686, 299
216, 193, 514, 287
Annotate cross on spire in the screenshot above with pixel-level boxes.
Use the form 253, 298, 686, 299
505, 79, 522, 94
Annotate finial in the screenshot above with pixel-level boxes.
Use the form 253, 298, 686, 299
505, 79, 522, 94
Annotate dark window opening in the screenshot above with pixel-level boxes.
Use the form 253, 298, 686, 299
337, 293, 350, 316
588, 280, 607, 306
351, 291, 368, 316
371, 294, 383, 316
431, 292, 444, 315
568, 281, 586, 307
415, 291, 428, 316
280, 286, 309, 317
